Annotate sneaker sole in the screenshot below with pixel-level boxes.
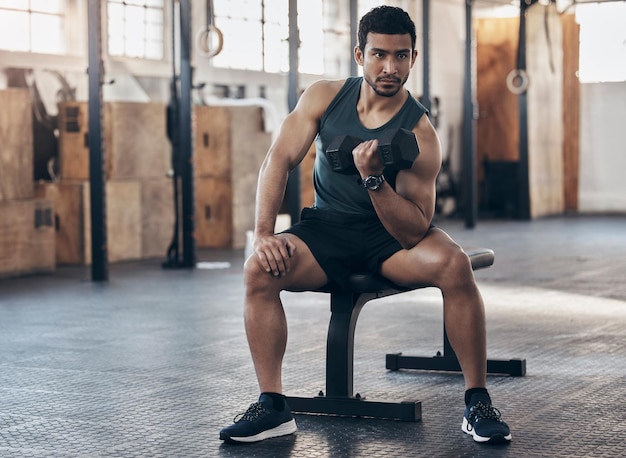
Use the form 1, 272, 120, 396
220, 419, 297, 443
462, 417, 512, 444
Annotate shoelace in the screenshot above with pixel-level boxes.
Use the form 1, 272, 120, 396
467, 401, 504, 431
233, 402, 267, 423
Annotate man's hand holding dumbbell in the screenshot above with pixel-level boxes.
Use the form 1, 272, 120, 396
324, 128, 420, 190
353, 139, 386, 191
325, 128, 419, 173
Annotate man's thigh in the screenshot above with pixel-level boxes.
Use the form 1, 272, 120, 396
279, 233, 329, 292
281, 209, 366, 289
380, 227, 464, 287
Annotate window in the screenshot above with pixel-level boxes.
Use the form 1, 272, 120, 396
298, 1, 324, 75
211, 0, 266, 71
0, 0, 65, 54
577, 2, 626, 83
107, 0, 165, 60
211, 0, 345, 75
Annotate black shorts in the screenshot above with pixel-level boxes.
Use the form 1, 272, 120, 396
281, 207, 403, 290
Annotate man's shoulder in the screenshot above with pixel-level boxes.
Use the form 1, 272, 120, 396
307, 78, 353, 97
300, 78, 355, 117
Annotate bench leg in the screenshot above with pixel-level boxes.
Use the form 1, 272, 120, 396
286, 395, 422, 422
286, 291, 422, 421
385, 324, 526, 377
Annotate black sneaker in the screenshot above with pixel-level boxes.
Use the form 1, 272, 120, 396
462, 397, 512, 444
219, 394, 297, 443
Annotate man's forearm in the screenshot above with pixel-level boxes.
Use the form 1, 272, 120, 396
369, 182, 433, 249
254, 160, 290, 237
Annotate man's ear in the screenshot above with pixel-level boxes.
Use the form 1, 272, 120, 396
354, 46, 364, 66
410, 49, 418, 68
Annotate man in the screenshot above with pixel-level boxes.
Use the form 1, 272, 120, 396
220, 5, 511, 445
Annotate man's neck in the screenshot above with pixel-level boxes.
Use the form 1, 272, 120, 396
357, 82, 408, 129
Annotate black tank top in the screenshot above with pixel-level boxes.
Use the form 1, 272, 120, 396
313, 76, 428, 215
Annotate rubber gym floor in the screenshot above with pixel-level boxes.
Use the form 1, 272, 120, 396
1, 214, 625, 457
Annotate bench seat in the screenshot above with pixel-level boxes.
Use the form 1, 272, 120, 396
286, 247, 526, 422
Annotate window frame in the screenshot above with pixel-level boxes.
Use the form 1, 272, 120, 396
104, 0, 171, 78
0, 0, 85, 71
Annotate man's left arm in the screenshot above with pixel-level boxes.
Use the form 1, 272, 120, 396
353, 114, 442, 249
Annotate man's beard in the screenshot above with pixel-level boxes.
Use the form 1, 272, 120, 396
364, 74, 406, 97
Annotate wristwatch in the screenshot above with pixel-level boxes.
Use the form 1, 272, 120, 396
362, 173, 385, 191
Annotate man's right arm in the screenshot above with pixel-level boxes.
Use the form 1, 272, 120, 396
252, 80, 341, 276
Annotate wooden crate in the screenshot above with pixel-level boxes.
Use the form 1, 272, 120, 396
0, 198, 55, 278
83, 180, 142, 264
57, 101, 95, 181
108, 102, 170, 180
141, 177, 175, 259
34, 181, 85, 265
194, 105, 272, 249
0, 89, 34, 202
194, 105, 231, 178
57, 101, 170, 181
195, 176, 233, 248
35, 180, 142, 264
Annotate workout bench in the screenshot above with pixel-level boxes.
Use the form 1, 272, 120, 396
286, 247, 526, 422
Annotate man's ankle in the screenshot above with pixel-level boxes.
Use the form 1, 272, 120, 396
464, 387, 491, 406
260, 392, 286, 411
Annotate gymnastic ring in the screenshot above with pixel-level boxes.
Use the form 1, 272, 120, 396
506, 69, 529, 95
197, 25, 224, 59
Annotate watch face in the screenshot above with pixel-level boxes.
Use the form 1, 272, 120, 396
364, 175, 383, 190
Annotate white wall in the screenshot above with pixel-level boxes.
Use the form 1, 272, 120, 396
428, 1, 467, 175
579, 81, 626, 212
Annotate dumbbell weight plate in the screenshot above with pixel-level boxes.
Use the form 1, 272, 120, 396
325, 134, 362, 174
377, 128, 420, 170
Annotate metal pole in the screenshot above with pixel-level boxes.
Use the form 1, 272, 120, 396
179, 0, 196, 266
286, 0, 301, 224
87, 0, 108, 281
349, 0, 358, 76
517, 0, 531, 219
422, 0, 431, 112
462, 0, 477, 229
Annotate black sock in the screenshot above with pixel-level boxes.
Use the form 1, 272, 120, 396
261, 392, 286, 411
465, 387, 491, 406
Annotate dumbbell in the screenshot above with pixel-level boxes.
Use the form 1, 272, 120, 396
325, 128, 420, 174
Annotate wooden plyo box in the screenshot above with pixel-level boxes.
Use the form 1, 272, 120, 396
195, 176, 233, 248
0, 89, 34, 202
56, 101, 99, 181
57, 101, 170, 181
35, 180, 142, 265
140, 177, 175, 259
34, 181, 84, 265
194, 105, 231, 179
0, 198, 55, 278
194, 105, 271, 249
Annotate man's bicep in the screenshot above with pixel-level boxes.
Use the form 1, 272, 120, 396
395, 130, 442, 218
396, 167, 437, 220
269, 84, 331, 166
267, 108, 320, 172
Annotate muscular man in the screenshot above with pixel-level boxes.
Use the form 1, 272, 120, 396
220, 5, 511, 445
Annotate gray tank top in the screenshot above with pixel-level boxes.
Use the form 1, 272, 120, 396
313, 76, 428, 216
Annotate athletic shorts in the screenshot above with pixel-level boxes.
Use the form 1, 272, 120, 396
281, 207, 403, 290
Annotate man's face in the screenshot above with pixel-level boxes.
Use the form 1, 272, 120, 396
356, 32, 417, 98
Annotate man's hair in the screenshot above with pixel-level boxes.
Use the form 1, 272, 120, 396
357, 5, 416, 52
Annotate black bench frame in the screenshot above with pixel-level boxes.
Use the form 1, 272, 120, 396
286, 247, 526, 422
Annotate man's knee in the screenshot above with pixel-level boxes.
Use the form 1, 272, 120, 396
438, 245, 475, 288
244, 254, 275, 296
